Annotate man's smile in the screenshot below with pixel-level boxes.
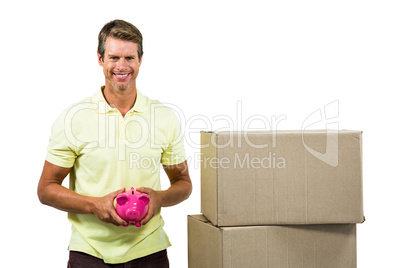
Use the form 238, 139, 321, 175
114, 73, 130, 79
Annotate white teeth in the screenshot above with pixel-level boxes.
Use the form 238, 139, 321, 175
116, 74, 129, 78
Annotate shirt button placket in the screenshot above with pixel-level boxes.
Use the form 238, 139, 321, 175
119, 116, 126, 141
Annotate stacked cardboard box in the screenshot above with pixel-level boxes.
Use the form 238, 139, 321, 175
188, 130, 364, 268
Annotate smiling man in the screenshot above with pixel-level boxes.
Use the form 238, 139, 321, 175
101, 37, 140, 89
37, 20, 192, 267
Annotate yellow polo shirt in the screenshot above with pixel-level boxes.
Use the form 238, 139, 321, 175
46, 87, 186, 264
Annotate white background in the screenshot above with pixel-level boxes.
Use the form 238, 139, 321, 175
1, 1, 401, 267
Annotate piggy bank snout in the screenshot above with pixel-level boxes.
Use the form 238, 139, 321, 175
126, 209, 140, 220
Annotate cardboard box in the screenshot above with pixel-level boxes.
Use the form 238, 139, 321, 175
201, 130, 364, 226
188, 214, 357, 268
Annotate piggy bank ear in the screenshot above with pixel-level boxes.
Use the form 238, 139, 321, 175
138, 194, 150, 205
116, 195, 129, 206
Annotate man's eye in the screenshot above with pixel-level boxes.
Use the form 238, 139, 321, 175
126, 57, 134, 60
111, 57, 118, 60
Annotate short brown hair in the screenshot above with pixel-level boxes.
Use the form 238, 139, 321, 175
98, 19, 143, 61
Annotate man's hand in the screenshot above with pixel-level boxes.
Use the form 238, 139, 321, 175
91, 188, 127, 226
136, 187, 165, 226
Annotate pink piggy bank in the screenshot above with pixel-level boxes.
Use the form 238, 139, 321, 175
115, 187, 150, 227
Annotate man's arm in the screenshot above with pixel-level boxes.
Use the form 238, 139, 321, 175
37, 160, 127, 226
137, 160, 192, 225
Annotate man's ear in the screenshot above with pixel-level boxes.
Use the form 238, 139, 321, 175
97, 51, 104, 67
139, 54, 143, 66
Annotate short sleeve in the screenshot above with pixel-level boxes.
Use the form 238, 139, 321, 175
160, 109, 186, 166
45, 109, 77, 168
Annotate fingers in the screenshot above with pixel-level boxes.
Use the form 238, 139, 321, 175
107, 188, 127, 226
96, 204, 127, 226
110, 188, 127, 226
136, 187, 150, 194
141, 207, 155, 226
93, 188, 127, 226
109, 209, 127, 226
136, 187, 154, 225
137, 187, 152, 225
111, 187, 126, 198
139, 188, 162, 226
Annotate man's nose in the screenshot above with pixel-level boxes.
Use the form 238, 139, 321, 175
116, 58, 128, 69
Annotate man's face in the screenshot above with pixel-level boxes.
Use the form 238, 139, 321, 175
98, 37, 142, 91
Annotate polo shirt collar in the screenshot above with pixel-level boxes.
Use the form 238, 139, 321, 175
131, 90, 147, 113
92, 86, 147, 114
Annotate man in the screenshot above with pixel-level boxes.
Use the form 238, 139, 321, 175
38, 19, 192, 267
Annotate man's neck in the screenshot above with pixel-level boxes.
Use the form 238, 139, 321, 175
102, 84, 137, 117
